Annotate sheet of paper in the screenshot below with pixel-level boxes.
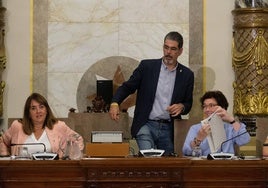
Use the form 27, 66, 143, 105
201, 113, 226, 153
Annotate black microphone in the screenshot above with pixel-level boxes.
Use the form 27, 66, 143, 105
207, 130, 249, 160
220, 131, 248, 152
11, 143, 58, 160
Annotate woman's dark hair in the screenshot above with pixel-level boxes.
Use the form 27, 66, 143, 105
200, 90, 229, 110
21, 93, 58, 135
164, 31, 183, 49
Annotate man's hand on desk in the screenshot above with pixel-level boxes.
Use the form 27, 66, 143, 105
109, 102, 120, 121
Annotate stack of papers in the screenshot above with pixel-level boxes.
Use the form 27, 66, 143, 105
201, 112, 226, 153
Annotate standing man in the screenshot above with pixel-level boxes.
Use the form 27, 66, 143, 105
109, 31, 194, 155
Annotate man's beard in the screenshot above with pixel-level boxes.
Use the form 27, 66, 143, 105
163, 56, 174, 65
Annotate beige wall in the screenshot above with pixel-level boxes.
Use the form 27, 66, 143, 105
1, 0, 235, 129
205, 0, 234, 113
2, 0, 31, 128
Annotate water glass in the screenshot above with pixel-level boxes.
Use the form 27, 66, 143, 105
69, 142, 82, 160
17, 146, 30, 159
192, 146, 202, 157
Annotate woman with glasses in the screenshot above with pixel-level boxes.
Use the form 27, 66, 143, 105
182, 90, 250, 157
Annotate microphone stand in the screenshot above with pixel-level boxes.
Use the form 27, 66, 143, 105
11, 143, 58, 160
207, 131, 248, 160
11, 142, 47, 151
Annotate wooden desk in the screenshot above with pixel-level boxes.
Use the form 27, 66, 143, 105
0, 157, 267, 188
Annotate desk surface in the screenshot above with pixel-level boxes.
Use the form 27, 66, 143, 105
0, 157, 267, 188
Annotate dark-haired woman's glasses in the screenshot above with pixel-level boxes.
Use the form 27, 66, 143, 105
202, 103, 217, 110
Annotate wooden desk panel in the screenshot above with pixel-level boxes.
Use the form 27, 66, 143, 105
81, 157, 187, 187
0, 158, 268, 188
183, 160, 266, 188
0, 160, 86, 188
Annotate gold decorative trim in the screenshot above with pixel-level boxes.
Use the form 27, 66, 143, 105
232, 8, 268, 28
232, 8, 268, 116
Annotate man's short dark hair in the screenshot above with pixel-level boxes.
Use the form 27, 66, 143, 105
164, 31, 183, 49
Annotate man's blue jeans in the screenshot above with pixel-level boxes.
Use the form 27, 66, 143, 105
135, 120, 174, 155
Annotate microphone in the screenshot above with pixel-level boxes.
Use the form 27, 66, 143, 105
220, 131, 248, 152
11, 143, 58, 160
207, 130, 249, 160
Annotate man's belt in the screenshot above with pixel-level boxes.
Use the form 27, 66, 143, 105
148, 119, 171, 124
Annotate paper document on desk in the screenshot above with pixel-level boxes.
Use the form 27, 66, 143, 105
201, 112, 226, 153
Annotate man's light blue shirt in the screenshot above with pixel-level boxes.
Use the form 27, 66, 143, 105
149, 61, 177, 120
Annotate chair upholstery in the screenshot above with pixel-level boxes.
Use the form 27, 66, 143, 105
256, 117, 268, 157
174, 118, 199, 157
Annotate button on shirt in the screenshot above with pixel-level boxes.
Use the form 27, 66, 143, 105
149, 61, 177, 120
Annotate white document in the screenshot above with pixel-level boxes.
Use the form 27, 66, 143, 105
201, 112, 226, 153
91, 131, 123, 143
